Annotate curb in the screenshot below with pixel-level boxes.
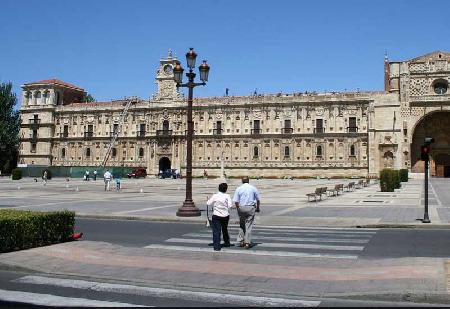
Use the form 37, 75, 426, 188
355, 224, 450, 229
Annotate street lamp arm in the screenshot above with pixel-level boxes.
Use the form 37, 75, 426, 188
177, 82, 206, 88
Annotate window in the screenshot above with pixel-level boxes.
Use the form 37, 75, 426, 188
32, 129, 38, 139
215, 121, 222, 135
284, 119, 291, 128
317, 145, 323, 157
112, 148, 117, 157
63, 125, 69, 137
86, 148, 91, 157
433, 80, 448, 95
348, 117, 357, 132
253, 120, 260, 130
140, 123, 146, 132
113, 123, 119, 133
284, 146, 290, 157
139, 147, 144, 157
253, 146, 259, 158
163, 120, 169, 131
61, 148, 66, 158
56, 92, 61, 105
350, 145, 356, 156
315, 119, 324, 133
30, 143, 37, 153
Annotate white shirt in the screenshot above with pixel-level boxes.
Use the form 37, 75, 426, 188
104, 171, 112, 180
207, 192, 232, 217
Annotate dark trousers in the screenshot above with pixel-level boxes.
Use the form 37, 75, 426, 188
212, 215, 230, 250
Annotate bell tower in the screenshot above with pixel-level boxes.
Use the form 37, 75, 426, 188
154, 50, 181, 101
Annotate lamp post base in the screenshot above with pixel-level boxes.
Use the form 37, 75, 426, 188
176, 200, 201, 217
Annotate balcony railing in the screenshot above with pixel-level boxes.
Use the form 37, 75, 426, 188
136, 131, 146, 138
156, 130, 172, 136
29, 119, 41, 125
84, 131, 94, 139
61, 132, 69, 138
281, 127, 293, 134
29, 134, 38, 141
213, 129, 222, 135
346, 126, 359, 133
314, 127, 325, 134
110, 131, 119, 137
251, 128, 262, 135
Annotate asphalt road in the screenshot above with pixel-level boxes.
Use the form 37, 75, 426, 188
75, 218, 450, 258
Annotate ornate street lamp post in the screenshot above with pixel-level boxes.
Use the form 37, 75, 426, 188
174, 48, 210, 217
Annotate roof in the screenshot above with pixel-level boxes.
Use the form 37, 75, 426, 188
24, 79, 85, 91
408, 50, 450, 62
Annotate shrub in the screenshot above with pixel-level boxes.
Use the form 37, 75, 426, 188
11, 168, 22, 180
380, 169, 401, 192
399, 169, 408, 182
0, 209, 75, 253
43, 169, 52, 180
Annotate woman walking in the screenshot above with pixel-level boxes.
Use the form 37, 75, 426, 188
207, 183, 232, 251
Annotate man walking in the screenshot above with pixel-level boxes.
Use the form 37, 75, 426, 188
104, 169, 112, 191
93, 170, 97, 181
233, 177, 260, 249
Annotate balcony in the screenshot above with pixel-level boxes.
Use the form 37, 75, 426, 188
156, 130, 172, 136
314, 127, 325, 134
281, 127, 293, 134
213, 129, 222, 135
83, 131, 94, 140
346, 126, 359, 133
251, 128, 262, 135
29, 119, 41, 128
136, 131, 146, 138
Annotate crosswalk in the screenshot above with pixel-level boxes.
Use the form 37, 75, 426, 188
145, 225, 378, 259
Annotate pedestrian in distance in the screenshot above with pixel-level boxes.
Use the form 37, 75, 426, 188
207, 182, 232, 251
233, 176, 261, 249
115, 175, 121, 192
85, 170, 90, 181
93, 170, 97, 181
103, 169, 112, 191
42, 170, 48, 186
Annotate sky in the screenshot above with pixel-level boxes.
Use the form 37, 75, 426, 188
1, 0, 450, 106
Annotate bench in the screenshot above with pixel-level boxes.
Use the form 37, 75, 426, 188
327, 184, 343, 197
306, 187, 327, 202
344, 182, 355, 192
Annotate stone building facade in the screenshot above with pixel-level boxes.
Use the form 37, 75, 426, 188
18, 50, 450, 178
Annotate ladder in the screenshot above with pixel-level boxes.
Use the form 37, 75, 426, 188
100, 97, 137, 168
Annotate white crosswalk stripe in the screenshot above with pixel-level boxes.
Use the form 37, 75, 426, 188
145, 226, 378, 259
13, 276, 321, 307
0, 288, 144, 307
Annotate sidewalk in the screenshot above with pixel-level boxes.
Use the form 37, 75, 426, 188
0, 177, 448, 228
1, 240, 448, 304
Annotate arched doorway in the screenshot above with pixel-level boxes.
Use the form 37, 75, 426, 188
411, 111, 450, 177
159, 157, 171, 173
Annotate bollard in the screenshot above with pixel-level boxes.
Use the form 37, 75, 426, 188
76, 186, 79, 192
140, 188, 144, 193
17, 186, 21, 190
65, 183, 69, 188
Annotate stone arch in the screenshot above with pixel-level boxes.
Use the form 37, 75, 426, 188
35, 91, 41, 105
159, 156, 171, 172
411, 111, 450, 176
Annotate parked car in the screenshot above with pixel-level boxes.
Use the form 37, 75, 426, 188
159, 169, 177, 179
127, 168, 147, 178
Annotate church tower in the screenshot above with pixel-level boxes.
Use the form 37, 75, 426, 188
154, 50, 181, 101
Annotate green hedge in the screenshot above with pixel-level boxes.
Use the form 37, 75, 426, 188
0, 210, 75, 253
380, 169, 402, 192
399, 169, 408, 182
11, 168, 22, 180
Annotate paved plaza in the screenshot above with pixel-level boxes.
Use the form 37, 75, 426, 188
1, 176, 449, 227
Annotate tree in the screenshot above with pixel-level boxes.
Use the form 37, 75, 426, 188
84, 93, 96, 102
0, 82, 20, 174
